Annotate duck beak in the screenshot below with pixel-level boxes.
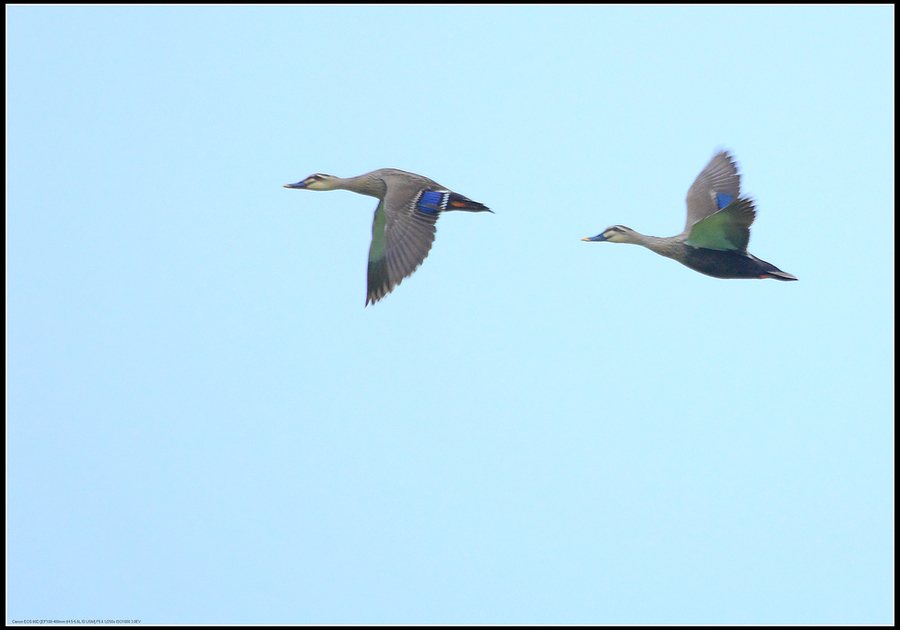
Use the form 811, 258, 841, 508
582, 234, 607, 242
283, 181, 307, 189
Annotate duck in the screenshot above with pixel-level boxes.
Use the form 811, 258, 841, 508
582, 151, 797, 281
285, 169, 491, 305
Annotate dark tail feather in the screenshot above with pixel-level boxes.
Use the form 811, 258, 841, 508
764, 270, 798, 281
446, 192, 492, 213
753, 254, 797, 281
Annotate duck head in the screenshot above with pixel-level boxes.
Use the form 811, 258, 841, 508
582, 225, 639, 244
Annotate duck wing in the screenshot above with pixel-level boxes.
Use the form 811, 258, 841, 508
684, 197, 756, 252
684, 151, 741, 231
365, 181, 443, 305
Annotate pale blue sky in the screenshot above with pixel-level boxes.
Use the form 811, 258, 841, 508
7, 5, 893, 625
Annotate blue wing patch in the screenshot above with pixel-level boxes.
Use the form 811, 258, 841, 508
417, 190, 448, 214
715, 192, 735, 210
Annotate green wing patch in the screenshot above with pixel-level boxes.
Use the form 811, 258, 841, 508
684, 199, 755, 252
368, 200, 387, 263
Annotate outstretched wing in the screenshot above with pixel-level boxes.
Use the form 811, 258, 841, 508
684, 151, 741, 231
365, 189, 442, 305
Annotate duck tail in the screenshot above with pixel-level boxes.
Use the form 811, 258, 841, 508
762, 269, 798, 281
755, 256, 798, 281
445, 192, 492, 213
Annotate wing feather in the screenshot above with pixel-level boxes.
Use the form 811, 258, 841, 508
684, 197, 756, 252
684, 151, 741, 231
366, 185, 439, 305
